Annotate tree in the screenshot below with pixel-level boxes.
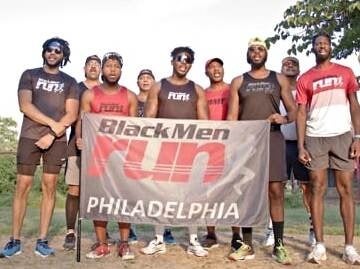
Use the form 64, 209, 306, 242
267, 0, 360, 59
0, 116, 18, 153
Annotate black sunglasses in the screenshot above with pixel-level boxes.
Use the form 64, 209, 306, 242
175, 53, 193, 64
45, 47, 62, 55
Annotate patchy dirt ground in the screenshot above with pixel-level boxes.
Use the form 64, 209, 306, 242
1, 229, 360, 269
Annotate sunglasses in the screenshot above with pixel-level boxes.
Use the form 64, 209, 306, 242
45, 47, 62, 54
249, 46, 266, 52
175, 53, 193, 64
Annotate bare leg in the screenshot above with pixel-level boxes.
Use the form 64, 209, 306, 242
119, 222, 130, 241
39, 173, 58, 239
334, 170, 355, 245
12, 174, 34, 239
309, 169, 327, 243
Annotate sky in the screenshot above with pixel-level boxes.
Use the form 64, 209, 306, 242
1, 0, 359, 132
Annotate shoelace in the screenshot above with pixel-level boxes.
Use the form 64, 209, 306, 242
5, 240, 17, 250
37, 240, 50, 249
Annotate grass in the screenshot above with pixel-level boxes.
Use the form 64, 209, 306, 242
0, 186, 359, 238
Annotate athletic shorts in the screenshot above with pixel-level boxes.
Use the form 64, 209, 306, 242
17, 137, 67, 175
304, 132, 355, 171
269, 131, 287, 182
286, 140, 309, 183
65, 156, 80, 185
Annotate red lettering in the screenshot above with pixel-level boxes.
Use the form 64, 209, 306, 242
87, 135, 225, 183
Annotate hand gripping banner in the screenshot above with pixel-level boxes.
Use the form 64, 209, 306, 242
80, 113, 270, 227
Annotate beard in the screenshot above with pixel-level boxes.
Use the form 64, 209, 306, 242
315, 52, 331, 64
247, 52, 267, 70
44, 58, 62, 68
102, 74, 120, 86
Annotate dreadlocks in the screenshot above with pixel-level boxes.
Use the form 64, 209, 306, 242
42, 37, 71, 68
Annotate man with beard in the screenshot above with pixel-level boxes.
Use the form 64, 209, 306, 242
141, 46, 209, 257
227, 37, 296, 264
63, 55, 103, 250
0, 37, 79, 258
263, 56, 316, 248
297, 33, 360, 265
77, 52, 138, 260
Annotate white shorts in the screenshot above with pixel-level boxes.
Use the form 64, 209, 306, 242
65, 156, 80, 185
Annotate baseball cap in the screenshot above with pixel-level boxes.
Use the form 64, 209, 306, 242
137, 69, 155, 80
282, 56, 299, 65
248, 37, 267, 50
102, 52, 123, 67
85, 55, 101, 65
205, 58, 224, 70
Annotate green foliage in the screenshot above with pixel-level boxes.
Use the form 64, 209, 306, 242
0, 116, 18, 153
267, 0, 360, 59
0, 154, 16, 194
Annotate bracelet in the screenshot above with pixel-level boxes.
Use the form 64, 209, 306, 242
49, 129, 57, 137
354, 135, 360, 139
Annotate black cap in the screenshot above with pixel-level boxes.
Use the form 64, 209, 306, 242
137, 69, 155, 80
85, 55, 101, 65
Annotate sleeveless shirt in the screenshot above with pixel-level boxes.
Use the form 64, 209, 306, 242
238, 71, 281, 122
90, 85, 129, 116
157, 78, 197, 119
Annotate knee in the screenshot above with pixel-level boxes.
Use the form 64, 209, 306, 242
269, 184, 284, 201
310, 181, 326, 196
68, 185, 80, 196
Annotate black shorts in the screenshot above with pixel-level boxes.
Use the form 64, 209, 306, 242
285, 140, 309, 183
17, 137, 67, 175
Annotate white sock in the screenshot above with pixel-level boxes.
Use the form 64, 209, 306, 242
316, 242, 326, 250
155, 234, 163, 242
189, 234, 198, 243
345, 244, 354, 252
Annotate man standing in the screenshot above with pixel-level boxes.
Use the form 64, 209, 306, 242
136, 69, 155, 117
135, 68, 177, 244
0, 37, 79, 258
227, 37, 296, 265
297, 32, 360, 265
62, 55, 102, 250
141, 46, 209, 257
77, 52, 138, 260
201, 57, 253, 259
263, 56, 316, 248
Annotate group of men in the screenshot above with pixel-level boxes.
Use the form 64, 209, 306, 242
1, 32, 360, 266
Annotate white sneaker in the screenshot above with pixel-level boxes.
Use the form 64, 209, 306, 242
308, 230, 316, 247
343, 246, 360, 265
141, 239, 166, 255
187, 240, 208, 257
262, 229, 274, 247
307, 243, 327, 264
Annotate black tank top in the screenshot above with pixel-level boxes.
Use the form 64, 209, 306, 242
157, 78, 197, 119
238, 71, 281, 121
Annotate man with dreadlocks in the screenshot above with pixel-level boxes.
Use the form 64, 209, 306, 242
0, 37, 79, 258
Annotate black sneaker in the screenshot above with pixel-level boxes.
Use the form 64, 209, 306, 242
231, 237, 242, 251
63, 233, 76, 250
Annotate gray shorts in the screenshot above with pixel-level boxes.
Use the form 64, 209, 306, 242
65, 156, 80, 185
304, 132, 355, 171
